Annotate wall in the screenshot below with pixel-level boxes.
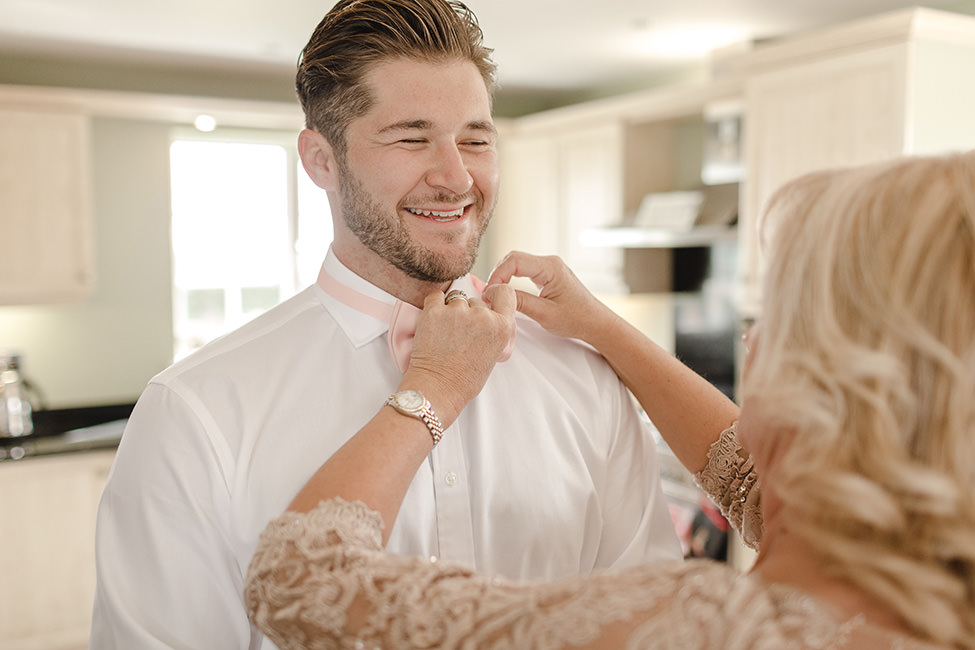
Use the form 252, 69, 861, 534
910, 39, 975, 152
0, 118, 174, 408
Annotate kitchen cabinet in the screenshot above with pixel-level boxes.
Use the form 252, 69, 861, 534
559, 122, 627, 294
494, 7, 975, 318
493, 124, 562, 259
496, 121, 626, 294
493, 79, 741, 296
0, 105, 95, 305
0, 450, 114, 650
736, 8, 975, 317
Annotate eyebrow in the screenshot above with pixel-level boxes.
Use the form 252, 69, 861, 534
378, 119, 497, 136
468, 120, 498, 136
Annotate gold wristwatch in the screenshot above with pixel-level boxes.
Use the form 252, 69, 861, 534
384, 390, 444, 445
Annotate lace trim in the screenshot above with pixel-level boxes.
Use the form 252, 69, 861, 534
693, 421, 765, 549
246, 499, 679, 650
244, 499, 385, 648
246, 497, 941, 650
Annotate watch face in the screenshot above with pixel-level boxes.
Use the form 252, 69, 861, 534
396, 390, 424, 411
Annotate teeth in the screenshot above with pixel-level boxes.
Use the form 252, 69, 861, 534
407, 207, 464, 221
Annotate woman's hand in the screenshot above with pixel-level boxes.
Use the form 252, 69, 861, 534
487, 251, 619, 345
405, 284, 517, 423
285, 286, 515, 525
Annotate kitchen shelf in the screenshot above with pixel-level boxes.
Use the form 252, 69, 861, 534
580, 224, 737, 249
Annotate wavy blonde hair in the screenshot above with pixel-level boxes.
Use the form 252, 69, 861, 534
742, 152, 975, 647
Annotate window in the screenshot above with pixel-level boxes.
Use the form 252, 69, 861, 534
169, 131, 331, 360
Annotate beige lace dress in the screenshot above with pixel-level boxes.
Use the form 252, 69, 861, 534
245, 425, 943, 650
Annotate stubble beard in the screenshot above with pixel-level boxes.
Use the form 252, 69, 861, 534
338, 161, 491, 283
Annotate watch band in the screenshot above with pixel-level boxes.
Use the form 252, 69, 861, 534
384, 390, 444, 446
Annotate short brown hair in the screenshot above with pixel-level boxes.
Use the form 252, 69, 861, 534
296, 0, 496, 157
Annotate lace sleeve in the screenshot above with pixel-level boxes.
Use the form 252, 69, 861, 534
692, 422, 764, 549
245, 496, 918, 650
246, 499, 696, 650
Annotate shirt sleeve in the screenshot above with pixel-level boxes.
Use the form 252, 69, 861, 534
590, 378, 684, 568
90, 382, 254, 649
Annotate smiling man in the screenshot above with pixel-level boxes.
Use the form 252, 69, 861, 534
300, 56, 498, 304
90, 2, 682, 649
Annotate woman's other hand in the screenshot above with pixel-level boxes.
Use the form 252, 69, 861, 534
406, 284, 516, 422
487, 251, 618, 345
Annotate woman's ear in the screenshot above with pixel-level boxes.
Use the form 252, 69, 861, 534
298, 129, 339, 191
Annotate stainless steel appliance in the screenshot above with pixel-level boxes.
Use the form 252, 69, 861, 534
0, 352, 35, 438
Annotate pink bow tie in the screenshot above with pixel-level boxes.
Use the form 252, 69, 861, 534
318, 268, 513, 373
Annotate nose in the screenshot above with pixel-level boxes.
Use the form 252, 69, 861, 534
426, 143, 474, 195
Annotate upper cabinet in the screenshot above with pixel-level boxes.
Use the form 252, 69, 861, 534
493, 79, 741, 295
736, 8, 975, 317
496, 120, 627, 294
0, 103, 94, 304
494, 7, 975, 317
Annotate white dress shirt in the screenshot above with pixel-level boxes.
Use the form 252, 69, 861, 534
91, 249, 681, 649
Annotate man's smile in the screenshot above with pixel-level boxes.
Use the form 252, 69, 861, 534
405, 206, 466, 222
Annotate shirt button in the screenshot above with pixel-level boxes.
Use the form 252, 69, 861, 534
443, 471, 458, 486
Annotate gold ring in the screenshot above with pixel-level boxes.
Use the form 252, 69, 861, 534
445, 289, 470, 305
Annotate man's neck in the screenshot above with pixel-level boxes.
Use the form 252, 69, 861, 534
331, 245, 452, 309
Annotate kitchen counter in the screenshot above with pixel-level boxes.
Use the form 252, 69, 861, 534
0, 403, 131, 462
0, 418, 125, 461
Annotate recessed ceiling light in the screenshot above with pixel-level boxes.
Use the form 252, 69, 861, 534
194, 114, 217, 132
635, 24, 747, 59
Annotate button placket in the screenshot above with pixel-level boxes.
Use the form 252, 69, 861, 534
428, 419, 475, 564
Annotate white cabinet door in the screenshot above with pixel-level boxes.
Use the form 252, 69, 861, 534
737, 9, 975, 318
0, 107, 94, 305
558, 122, 626, 295
739, 44, 910, 318
0, 450, 114, 650
493, 131, 562, 260
494, 121, 625, 294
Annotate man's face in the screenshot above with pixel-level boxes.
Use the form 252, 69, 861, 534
335, 58, 499, 283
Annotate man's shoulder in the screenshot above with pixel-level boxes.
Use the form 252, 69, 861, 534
153, 286, 330, 385
496, 316, 642, 435
511, 315, 619, 382
513, 315, 603, 359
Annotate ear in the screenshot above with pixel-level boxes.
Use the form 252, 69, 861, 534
298, 128, 340, 191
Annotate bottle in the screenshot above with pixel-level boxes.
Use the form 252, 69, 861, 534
0, 353, 34, 438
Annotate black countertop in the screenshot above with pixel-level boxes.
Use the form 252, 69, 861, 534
0, 403, 132, 462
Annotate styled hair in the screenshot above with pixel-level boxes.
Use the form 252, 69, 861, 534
295, 0, 496, 157
742, 152, 975, 647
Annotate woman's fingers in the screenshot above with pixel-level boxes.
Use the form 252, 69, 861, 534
488, 251, 555, 290
488, 251, 612, 343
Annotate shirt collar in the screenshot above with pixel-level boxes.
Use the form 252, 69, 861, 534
315, 247, 481, 348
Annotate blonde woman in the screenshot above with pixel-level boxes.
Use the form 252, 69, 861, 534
245, 152, 975, 649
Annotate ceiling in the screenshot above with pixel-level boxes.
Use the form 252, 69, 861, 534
1, 0, 974, 112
